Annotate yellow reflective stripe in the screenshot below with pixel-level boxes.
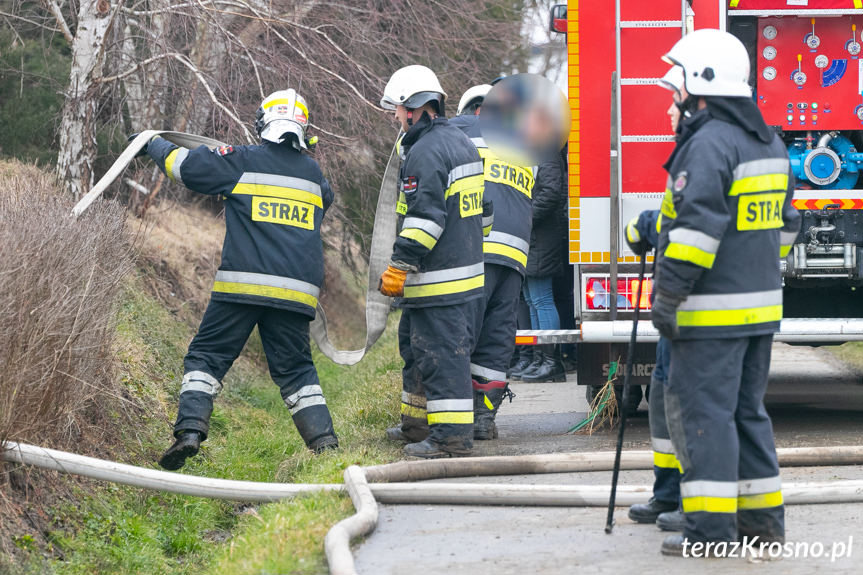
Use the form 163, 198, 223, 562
660, 189, 677, 220
400, 403, 427, 419
397, 191, 408, 215
427, 411, 474, 425
729, 174, 788, 196
653, 451, 683, 472
403, 274, 484, 298
730, 0, 740, 7
856, 0, 862, 9
483, 395, 494, 410
738, 491, 784, 510
664, 242, 716, 269
212, 281, 318, 308
656, 214, 662, 233
164, 149, 181, 182
683, 496, 737, 514
264, 98, 308, 116
400, 227, 438, 250
232, 183, 323, 208
779, 244, 792, 258
445, 174, 484, 198
626, 219, 640, 243
484, 242, 528, 266
483, 224, 493, 237
677, 305, 782, 327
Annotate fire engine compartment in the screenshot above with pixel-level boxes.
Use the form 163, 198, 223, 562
729, 8, 863, 289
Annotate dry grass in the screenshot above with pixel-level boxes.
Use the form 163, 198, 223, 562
0, 161, 135, 451
134, 201, 224, 322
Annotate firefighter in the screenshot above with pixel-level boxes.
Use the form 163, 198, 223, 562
136, 89, 339, 470
378, 65, 489, 458
626, 66, 686, 533
451, 84, 532, 440
651, 30, 800, 555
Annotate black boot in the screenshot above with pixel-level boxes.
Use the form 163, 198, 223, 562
509, 347, 534, 381
472, 379, 515, 440
404, 438, 471, 459
522, 345, 566, 383
308, 434, 339, 454
515, 348, 543, 380
158, 431, 203, 471
384, 424, 427, 443
628, 497, 678, 523
657, 509, 685, 531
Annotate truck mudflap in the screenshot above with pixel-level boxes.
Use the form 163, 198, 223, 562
517, 318, 863, 344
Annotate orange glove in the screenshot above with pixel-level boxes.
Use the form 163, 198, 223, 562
379, 265, 409, 297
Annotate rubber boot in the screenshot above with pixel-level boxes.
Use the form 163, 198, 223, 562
472, 378, 513, 440
158, 431, 202, 471
509, 347, 534, 381
292, 405, 339, 454
516, 347, 543, 380
522, 345, 566, 383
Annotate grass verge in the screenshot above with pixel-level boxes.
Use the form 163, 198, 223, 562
6, 275, 403, 575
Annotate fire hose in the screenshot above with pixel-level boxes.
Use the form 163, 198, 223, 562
71, 131, 400, 366
4, 442, 863, 574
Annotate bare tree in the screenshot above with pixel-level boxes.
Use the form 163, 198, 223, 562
10, 0, 530, 243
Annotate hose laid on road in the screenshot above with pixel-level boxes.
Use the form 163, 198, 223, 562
363, 445, 863, 483
6, 441, 863, 575
324, 466, 378, 575
72, 130, 399, 366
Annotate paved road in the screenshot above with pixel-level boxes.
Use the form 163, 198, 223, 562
353, 344, 863, 574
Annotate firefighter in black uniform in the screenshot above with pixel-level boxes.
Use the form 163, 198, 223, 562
650, 30, 801, 555
378, 65, 490, 458
138, 89, 340, 470
451, 84, 533, 440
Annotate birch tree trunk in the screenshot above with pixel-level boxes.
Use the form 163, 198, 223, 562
56, 0, 117, 199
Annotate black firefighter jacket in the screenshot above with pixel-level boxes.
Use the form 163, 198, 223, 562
392, 113, 490, 308
147, 137, 333, 319
450, 114, 533, 276
655, 104, 801, 340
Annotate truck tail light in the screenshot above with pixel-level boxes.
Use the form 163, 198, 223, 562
584, 276, 653, 311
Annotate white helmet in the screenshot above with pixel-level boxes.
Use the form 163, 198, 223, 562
457, 84, 492, 116
662, 29, 751, 98
255, 89, 310, 149
380, 65, 447, 114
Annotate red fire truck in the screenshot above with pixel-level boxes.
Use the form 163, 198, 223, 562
539, 0, 863, 407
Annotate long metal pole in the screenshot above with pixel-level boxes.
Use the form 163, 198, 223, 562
604, 250, 647, 533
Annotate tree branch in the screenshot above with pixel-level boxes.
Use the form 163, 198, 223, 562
43, 0, 75, 44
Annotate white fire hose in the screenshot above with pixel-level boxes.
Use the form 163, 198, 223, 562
72, 131, 400, 366
4, 442, 863, 574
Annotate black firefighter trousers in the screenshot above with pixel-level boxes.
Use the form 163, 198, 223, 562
175, 299, 336, 448
398, 298, 483, 449
665, 334, 785, 543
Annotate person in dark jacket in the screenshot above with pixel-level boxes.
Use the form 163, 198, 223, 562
137, 89, 339, 470
378, 65, 490, 459
516, 145, 568, 383
653, 30, 800, 556
451, 84, 533, 440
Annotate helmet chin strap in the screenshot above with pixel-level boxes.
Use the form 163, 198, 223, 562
675, 93, 698, 119
406, 109, 413, 127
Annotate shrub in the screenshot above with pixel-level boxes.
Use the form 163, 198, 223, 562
0, 161, 134, 450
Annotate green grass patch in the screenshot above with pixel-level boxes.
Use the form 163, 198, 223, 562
827, 342, 863, 373
21, 278, 404, 574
